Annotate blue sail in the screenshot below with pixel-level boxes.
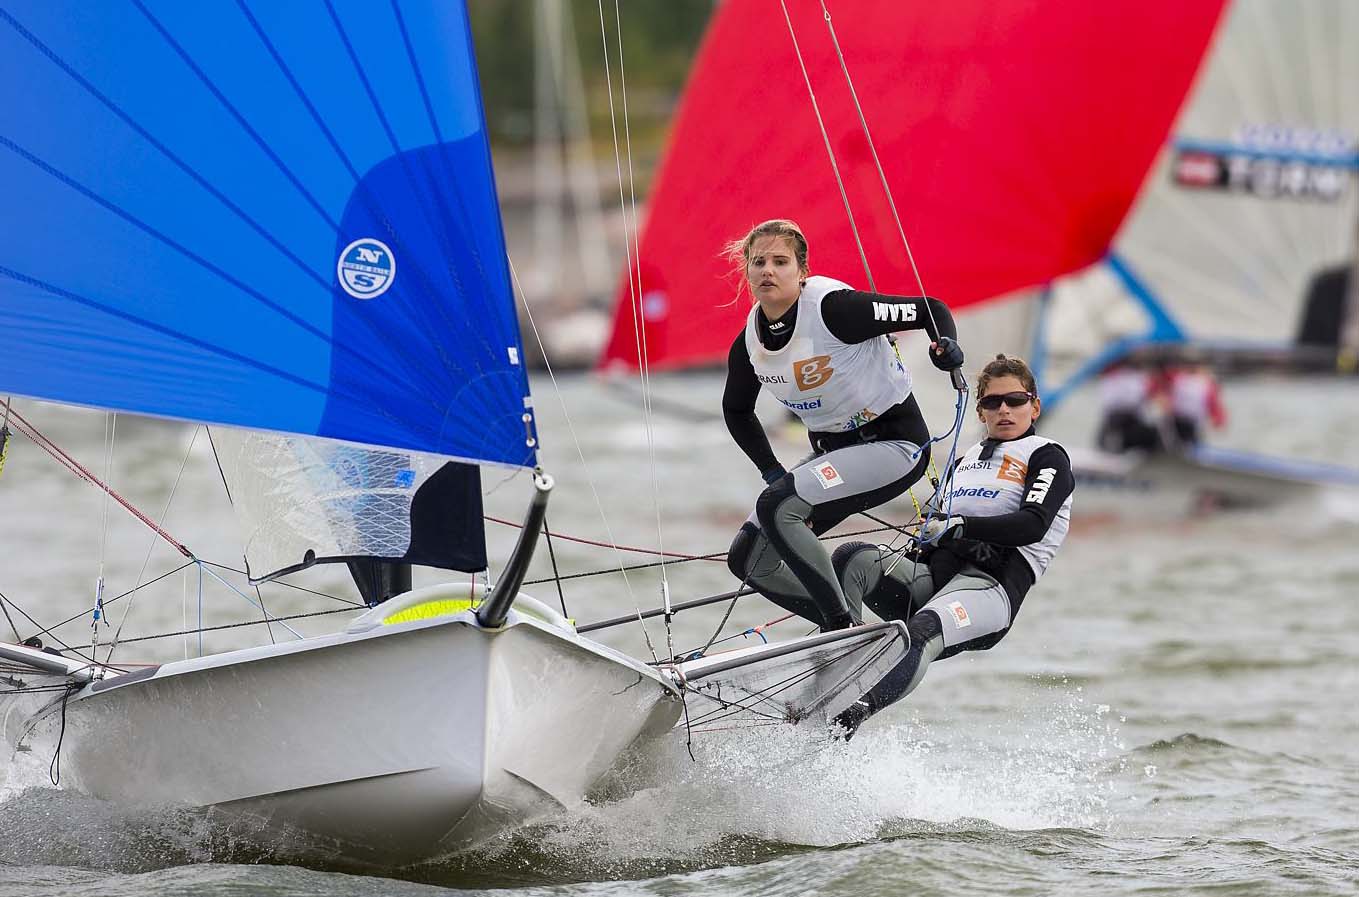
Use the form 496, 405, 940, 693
0, 1, 535, 468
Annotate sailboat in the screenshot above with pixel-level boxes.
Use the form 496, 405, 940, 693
0, 0, 693, 863
598, 0, 1359, 514
1031, 0, 1359, 511
0, 1, 920, 865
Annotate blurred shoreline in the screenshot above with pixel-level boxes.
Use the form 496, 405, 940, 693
491, 149, 655, 371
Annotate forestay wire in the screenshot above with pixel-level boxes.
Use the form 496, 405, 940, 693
506, 254, 662, 665
595, 0, 676, 661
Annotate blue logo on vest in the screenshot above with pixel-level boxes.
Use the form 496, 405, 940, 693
338, 238, 396, 299
948, 486, 1001, 500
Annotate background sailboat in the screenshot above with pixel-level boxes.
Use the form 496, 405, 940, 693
1039, 0, 1359, 400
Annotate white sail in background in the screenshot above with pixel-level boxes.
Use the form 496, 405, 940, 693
1044, 0, 1359, 367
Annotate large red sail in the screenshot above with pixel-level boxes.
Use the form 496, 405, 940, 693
600, 0, 1227, 371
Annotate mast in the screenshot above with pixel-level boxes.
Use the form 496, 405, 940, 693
1340, 212, 1359, 373
477, 473, 553, 629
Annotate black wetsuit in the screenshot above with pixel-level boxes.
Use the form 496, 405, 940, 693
722, 287, 958, 631
830, 431, 1074, 737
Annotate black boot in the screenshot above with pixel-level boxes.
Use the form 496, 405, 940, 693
830, 697, 874, 741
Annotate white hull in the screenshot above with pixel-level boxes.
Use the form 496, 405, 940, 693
671, 621, 911, 734
5, 584, 682, 864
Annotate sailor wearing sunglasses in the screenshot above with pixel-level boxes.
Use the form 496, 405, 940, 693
829, 354, 1074, 739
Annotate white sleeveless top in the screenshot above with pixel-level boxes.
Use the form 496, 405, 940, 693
1099, 367, 1150, 412
943, 434, 1072, 578
744, 276, 912, 432
1169, 370, 1214, 419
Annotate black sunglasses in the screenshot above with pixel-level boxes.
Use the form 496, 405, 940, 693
977, 391, 1036, 411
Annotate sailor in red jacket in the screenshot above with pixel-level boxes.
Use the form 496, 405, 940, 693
1161, 358, 1227, 448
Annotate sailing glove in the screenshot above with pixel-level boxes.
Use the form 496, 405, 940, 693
930, 336, 965, 371
919, 514, 964, 543
761, 464, 788, 485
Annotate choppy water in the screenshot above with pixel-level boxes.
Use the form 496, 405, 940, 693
2, 373, 1358, 896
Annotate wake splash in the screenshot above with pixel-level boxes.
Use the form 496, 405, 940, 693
435, 686, 1131, 880
0, 687, 1129, 883
1, 751, 292, 874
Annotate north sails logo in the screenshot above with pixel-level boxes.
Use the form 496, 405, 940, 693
1025, 467, 1057, 503
872, 301, 917, 323
338, 238, 396, 299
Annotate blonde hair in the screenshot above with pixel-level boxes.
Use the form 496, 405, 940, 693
722, 219, 810, 303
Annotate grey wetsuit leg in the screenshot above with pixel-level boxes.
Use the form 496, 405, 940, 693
837, 544, 936, 622
917, 566, 1013, 652
726, 521, 825, 624
835, 564, 1013, 736
755, 440, 928, 629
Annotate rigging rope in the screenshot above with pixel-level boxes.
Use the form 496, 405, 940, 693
596, 0, 676, 662
14, 552, 361, 664
681, 631, 901, 732
781, 0, 969, 546
506, 253, 662, 665
60, 603, 358, 652
92, 411, 118, 657
777, 0, 877, 292
0, 587, 96, 664
505, 518, 915, 586
0, 589, 21, 642
254, 583, 276, 646
817, 0, 935, 326
541, 513, 569, 618
105, 425, 202, 665
0, 395, 11, 480
6, 406, 191, 556
484, 513, 724, 561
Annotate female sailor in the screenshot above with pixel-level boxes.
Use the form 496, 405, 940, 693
829, 354, 1074, 738
722, 219, 964, 632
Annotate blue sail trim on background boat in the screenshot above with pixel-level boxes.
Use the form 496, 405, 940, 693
0, 0, 534, 468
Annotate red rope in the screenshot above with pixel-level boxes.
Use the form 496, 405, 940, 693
483, 514, 725, 562
7, 407, 192, 558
